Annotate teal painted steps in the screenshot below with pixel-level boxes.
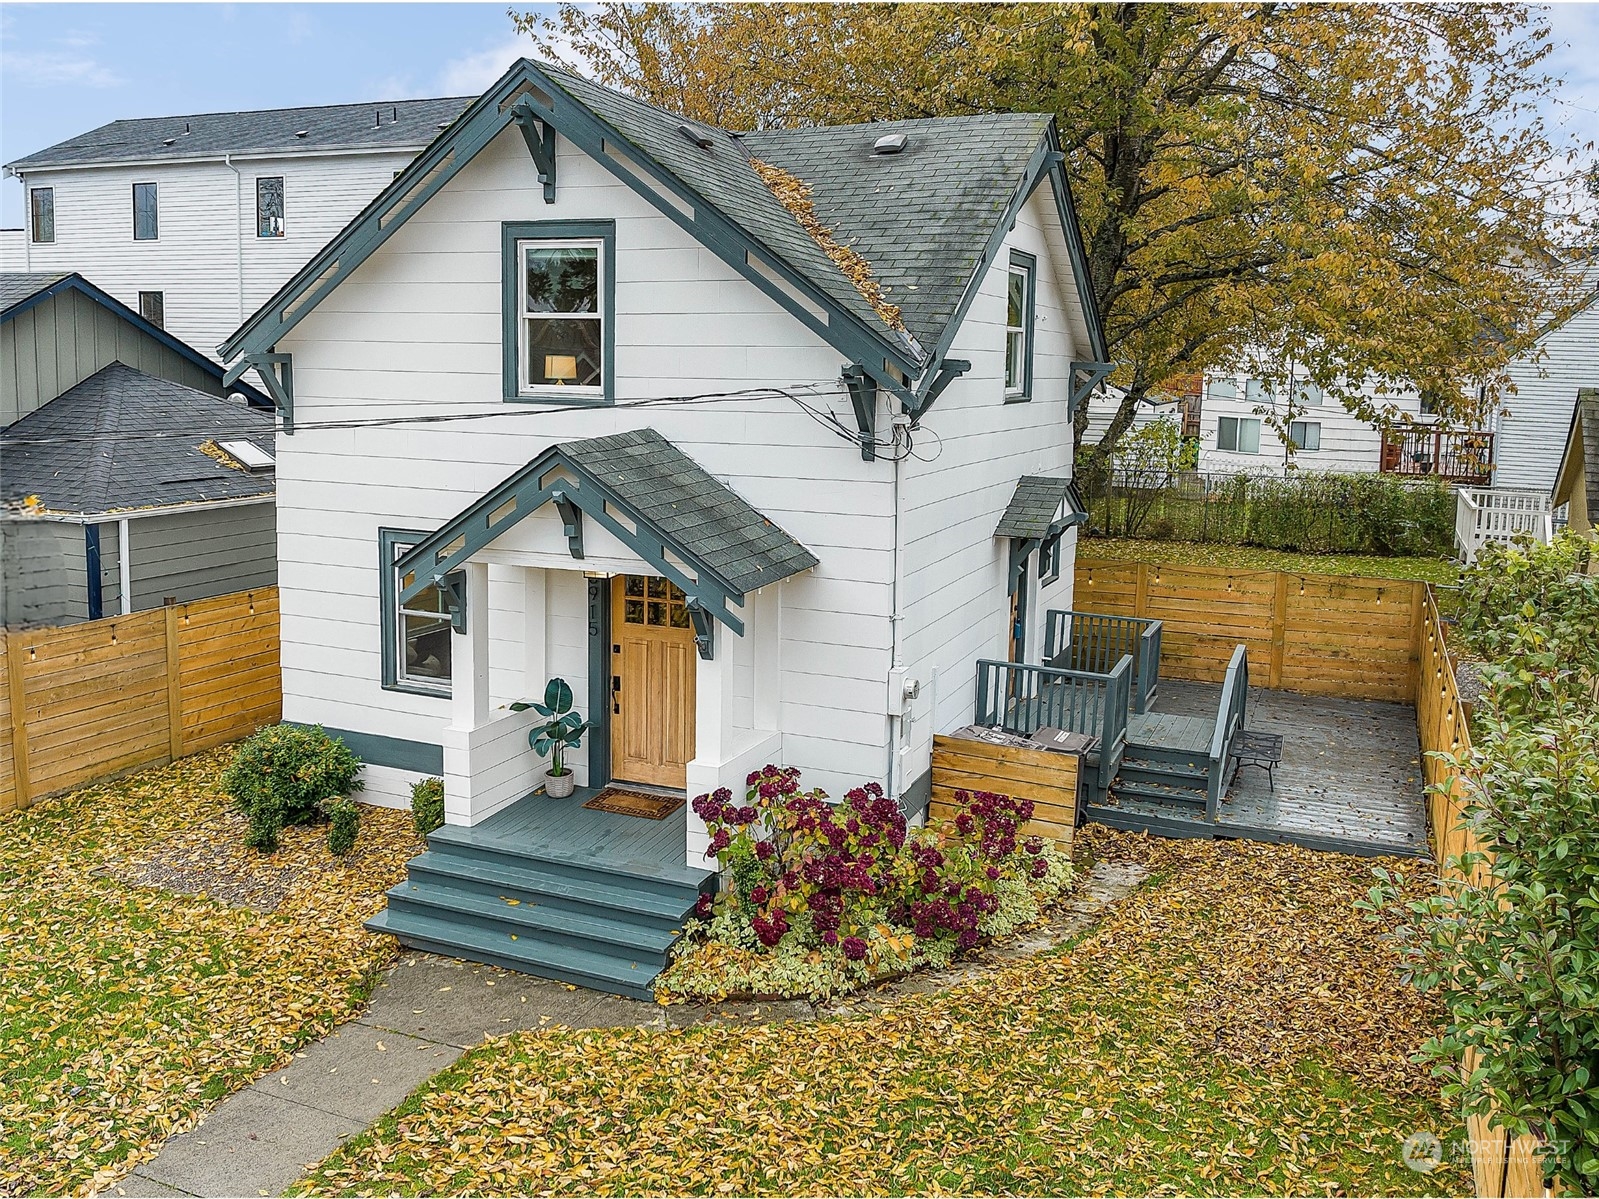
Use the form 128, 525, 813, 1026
1086, 796, 1214, 839
1110, 747, 1208, 815
367, 831, 716, 1002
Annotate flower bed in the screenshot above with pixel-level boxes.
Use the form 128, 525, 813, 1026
655, 766, 1073, 1002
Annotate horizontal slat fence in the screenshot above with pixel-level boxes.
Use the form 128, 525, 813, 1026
1, 588, 280, 813
930, 734, 1078, 851
1415, 586, 1558, 1199
1075, 558, 1423, 702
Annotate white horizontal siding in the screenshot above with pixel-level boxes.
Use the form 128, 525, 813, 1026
1195, 378, 1424, 475
1497, 297, 1599, 492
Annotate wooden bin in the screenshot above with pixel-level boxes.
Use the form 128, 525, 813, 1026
929, 733, 1080, 852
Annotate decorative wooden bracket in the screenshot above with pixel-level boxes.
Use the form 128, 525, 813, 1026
551, 489, 583, 558
511, 97, 557, 203
225, 352, 294, 433
685, 597, 715, 660
909, 358, 971, 423
841, 365, 877, 461
440, 571, 467, 633
1069, 360, 1115, 421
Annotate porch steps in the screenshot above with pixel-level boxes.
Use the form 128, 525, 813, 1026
1100, 744, 1212, 830
367, 833, 716, 1002
1086, 793, 1215, 840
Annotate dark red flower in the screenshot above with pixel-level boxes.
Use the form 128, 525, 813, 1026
841, 936, 868, 961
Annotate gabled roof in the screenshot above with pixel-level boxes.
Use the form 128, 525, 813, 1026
0, 272, 272, 407
995, 475, 1088, 539
221, 58, 1107, 402
1553, 388, 1599, 519
5, 96, 473, 172
2, 363, 276, 516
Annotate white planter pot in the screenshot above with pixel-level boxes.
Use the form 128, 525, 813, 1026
544, 769, 576, 799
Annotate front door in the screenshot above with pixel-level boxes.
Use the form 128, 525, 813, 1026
611, 574, 697, 789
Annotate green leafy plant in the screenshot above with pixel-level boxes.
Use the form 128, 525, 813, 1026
511, 678, 590, 777
221, 724, 363, 852
410, 776, 445, 837
325, 797, 361, 856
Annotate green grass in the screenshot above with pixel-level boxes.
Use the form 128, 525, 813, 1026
1080, 535, 1462, 585
293, 832, 1469, 1197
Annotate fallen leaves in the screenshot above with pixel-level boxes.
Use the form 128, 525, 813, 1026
0, 747, 423, 1195
293, 829, 1466, 1197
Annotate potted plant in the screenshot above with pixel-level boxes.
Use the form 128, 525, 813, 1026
511, 678, 590, 799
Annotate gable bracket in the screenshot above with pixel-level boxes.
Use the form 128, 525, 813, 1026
225, 352, 294, 433
1008, 536, 1041, 594
439, 570, 468, 633
1070, 361, 1116, 421
908, 358, 972, 424
840, 365, 877, 461
550, 488, 583, 558
510, 97, 557, 203
685, 598, 716, 660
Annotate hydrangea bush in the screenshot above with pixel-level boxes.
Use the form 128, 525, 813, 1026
657, 765, 1073, 1002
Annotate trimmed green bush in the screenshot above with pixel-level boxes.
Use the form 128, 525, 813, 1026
221, 723, 363, 852
411, 776, 445, 837
325, 797, 360, 856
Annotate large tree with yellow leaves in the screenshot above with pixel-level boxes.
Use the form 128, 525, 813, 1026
514, 3, 1587, 463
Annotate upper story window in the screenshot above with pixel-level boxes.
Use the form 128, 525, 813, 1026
1289, 420, 1322, 452
1295, 380, 1323, 407
502, 220, 615, 404
29, 188, 54, 244
1217, 415, 1262, 453
256, 176, 284, 238
1005, 250, 1036, 400
132, 183, 158, 240
138, 291, 164, 329
380, 529, 452, 696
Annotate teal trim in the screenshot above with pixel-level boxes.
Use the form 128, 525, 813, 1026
302, 725, 444, 774
379, 527, 452, 699
1045, 131, 1109, 362
510, 98, 558, 202
1069, 360, 1115, 421
501, 219, 615, 405
586, 577, 611, 785
1006, 248, 1037, 403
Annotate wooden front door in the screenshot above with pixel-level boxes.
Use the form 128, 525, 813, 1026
611, 574, 696, 789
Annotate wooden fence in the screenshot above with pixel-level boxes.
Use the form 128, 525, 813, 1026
1074, 558, 1423, 702
930, 734, 1078, 852
1416, 586, 1559, 1198
1, 588, 281, 813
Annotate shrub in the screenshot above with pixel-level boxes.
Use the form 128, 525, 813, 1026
411, 776, 445, 837
221, 724, 363, 852
325, 797, 360, 856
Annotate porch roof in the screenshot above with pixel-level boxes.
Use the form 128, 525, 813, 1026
995, 475, 1088, 540
394, 428, 816, 620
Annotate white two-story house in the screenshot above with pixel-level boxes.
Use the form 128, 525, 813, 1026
4, 94, 472, 359
218, 59, 1110, 995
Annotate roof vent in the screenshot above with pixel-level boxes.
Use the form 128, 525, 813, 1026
217, 439, 275, 473
677, 122, 714, 151
295, 129, 309, 138
872, 132, 909, 156
162, 137, 176, 147
436, 121, 451, 130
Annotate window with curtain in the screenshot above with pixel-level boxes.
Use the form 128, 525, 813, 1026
132, 183, 158, 240
256, 176, 285, 238
29, 188, 53, 243
517, 240, 603, 393
1218, 416, 1262, 453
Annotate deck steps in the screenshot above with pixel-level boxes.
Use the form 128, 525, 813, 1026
367, 830, 716, 1002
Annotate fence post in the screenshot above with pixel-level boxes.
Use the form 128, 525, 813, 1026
5, 630, 30, 810
1269, 571, 1288, 689
1134, 561, 1149, 618
163, 600, 184, 762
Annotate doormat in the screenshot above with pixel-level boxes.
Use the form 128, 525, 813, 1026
582, 788, 685, 821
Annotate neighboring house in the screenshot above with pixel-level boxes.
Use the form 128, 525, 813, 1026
1498, 274, 1599, 494
1081, 385, 1181, 448
1553, 389, 1599, 553
218, 59, 1108, 990
3, 95, 472, 359
0, 228, 24, 270
1, 271, 276, 627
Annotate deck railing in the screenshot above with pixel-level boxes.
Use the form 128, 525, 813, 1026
1043, 609, 1162, 714
1454, 487, 1553, 564
974, 654, 1131, 794
1381, 427, 1494, 485
1205, 644, 1249, 820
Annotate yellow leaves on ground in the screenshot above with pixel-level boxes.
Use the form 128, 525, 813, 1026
0, 748, 423, 1196
296, 830, 1467, 1197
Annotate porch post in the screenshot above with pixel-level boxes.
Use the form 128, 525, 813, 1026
452, 560, 491, 730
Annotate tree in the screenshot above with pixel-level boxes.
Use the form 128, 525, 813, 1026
515, 4, 1589, 466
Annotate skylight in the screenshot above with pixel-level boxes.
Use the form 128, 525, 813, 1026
218, 439, 275, 472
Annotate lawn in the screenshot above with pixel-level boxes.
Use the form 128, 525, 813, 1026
0, 748, 422, 1196
1079, 536, 1462, 585
294, 830, 1468, 1197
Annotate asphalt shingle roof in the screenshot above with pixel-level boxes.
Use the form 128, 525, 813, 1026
561, 428, 817, 593
6, 97, 473, 171
2, 363, 276, 515
994, 475, 1086, 539
0, 272, 70, 313
743, 114, 1054, 350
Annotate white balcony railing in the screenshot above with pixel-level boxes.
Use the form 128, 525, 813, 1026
1455, 487, 1553, 563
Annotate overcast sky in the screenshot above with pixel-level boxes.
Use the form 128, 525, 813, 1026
4, 1, 1599, 227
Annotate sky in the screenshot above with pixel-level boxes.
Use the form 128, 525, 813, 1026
4, 1, 1599, 227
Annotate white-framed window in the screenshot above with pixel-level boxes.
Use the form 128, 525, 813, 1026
1295, 380, 1323, 407
1004, 255, 1034, 398
517, 238, 603, 395
391, 537, 452, 694
1289, 420, 1322, 452
132, 182, 158, 240
1217, 415, 1262, 453
29, 188, 53, 243
256, 176, 284, 238
138, 291, 164, 328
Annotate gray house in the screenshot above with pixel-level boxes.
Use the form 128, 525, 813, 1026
1, 272, 277, 627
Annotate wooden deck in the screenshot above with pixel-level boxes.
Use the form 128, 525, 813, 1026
1127, 710, 1213, 754
1151, 679, 1429, 856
